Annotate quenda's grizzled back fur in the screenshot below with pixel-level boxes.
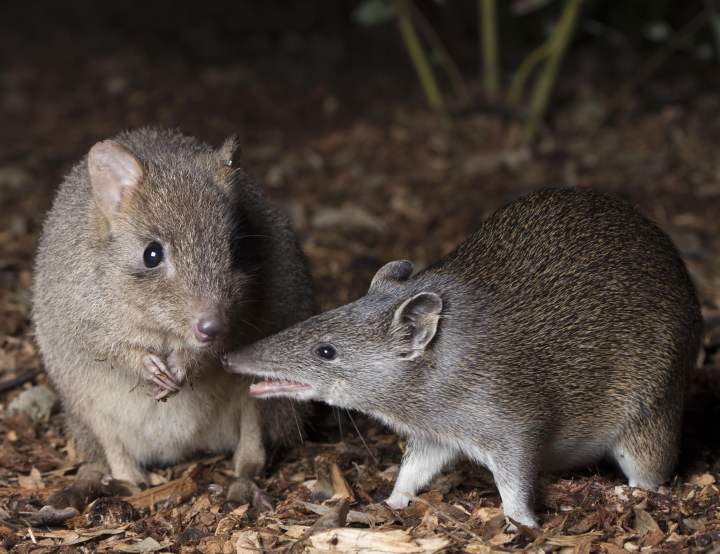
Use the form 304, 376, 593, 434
226, 187, 702, 527
33, 128, 314, 507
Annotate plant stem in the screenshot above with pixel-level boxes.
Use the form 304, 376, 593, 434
525, 0, 582, 142
705, 0, 720, 62
411, 2, 470, 103
480, 0, 500, 97
395, 0, 444, 111
508, 41, 550, 104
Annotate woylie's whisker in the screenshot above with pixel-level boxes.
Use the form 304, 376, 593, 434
234, 317, 263, 334
345, 409, 378, 465
236, 234, 272, 240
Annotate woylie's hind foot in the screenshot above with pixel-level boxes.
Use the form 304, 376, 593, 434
226, 477, 274, 512
40, 463, 141, 524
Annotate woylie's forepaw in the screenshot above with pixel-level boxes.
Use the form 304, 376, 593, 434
142, 353, 184, 400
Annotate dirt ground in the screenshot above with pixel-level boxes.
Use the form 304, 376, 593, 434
1, 3, 720, 553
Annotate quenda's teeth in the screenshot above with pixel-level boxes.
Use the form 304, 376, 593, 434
249, 378, 311, 396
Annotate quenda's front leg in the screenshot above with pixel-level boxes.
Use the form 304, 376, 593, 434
386, 438, 458, 509
487, 448, 540, 528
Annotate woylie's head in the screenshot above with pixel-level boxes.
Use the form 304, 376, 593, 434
224, 260, 443, 412
86, 129, 249, 353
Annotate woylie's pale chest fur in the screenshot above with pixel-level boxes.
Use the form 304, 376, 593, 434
33, 128, 314, 506
225, 187, 702, 527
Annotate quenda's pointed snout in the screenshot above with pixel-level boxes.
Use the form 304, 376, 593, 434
222, 351, 255, 374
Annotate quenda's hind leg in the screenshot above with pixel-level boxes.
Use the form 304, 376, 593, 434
612, 412, 680, 489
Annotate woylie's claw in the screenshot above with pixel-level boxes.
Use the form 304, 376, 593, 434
142, 353, 184, 400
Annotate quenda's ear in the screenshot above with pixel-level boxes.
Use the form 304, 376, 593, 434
217, 134, 241, 168
392, 291, 442, 359
88, 140, 144, 219
369, 260, 414, 292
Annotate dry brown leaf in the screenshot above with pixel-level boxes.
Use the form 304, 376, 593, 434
632, 508, 661, 536
408, 490, 444, 517
17, 466, 44, 490
488, 531, 513, 546
471, 506, 504, 524
215, 504, 249, 535
303, 501, 383, 525
234, 529, 261, 554
481, 514, 507, 541
307, 497, 350, 533
599, 543, 626, 554
30, 526, 128, 546
688, 473, 716, 486
283, 525, 310, 539
308, 528, 449, 553
546, 531, 601, 547
126, 476, 197, 510
330, 462, 354, 500
115, 536, 165, 552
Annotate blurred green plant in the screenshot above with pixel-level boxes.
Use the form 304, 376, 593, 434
354, 0, 717, 143
480, 0, 500, 98
355, 0, 468, 110
354, 0, 585, 143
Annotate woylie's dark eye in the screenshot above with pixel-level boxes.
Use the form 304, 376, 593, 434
143, 241, 164, 268
315, 344, 337, 360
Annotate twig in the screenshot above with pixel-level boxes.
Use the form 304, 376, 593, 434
411, 2, 470, 103
345, 409, 379, 465
480, 0, 501, 97
525, 0, 583, 142
395, 0, 444, 110
0, 368, 42, 393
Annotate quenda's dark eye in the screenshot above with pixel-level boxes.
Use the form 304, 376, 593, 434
143, 241, 164, 268
315, 344, 337, 360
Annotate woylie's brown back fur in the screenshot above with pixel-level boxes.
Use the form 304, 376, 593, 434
226, 187, 702, 527
33, 128, 314, 506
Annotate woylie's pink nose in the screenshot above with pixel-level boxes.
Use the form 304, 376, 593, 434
193, 314, 224, 343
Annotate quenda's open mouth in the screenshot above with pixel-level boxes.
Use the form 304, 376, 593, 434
249, 378, 312, 397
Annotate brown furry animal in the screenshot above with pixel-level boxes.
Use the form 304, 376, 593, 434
33, 128, 314, 505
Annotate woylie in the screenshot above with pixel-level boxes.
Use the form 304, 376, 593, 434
225, 187, 702, 526
33, 128, 314, 506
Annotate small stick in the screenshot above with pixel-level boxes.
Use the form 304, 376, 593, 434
0, 368, 42, 393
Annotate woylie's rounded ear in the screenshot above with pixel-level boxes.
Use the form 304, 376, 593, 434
392, 291, 442, 360
369, 260, 414, 292
217, 134, 241, 168
88, 140, 144, 220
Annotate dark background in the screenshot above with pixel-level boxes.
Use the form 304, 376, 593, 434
1, 1, 719, 550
